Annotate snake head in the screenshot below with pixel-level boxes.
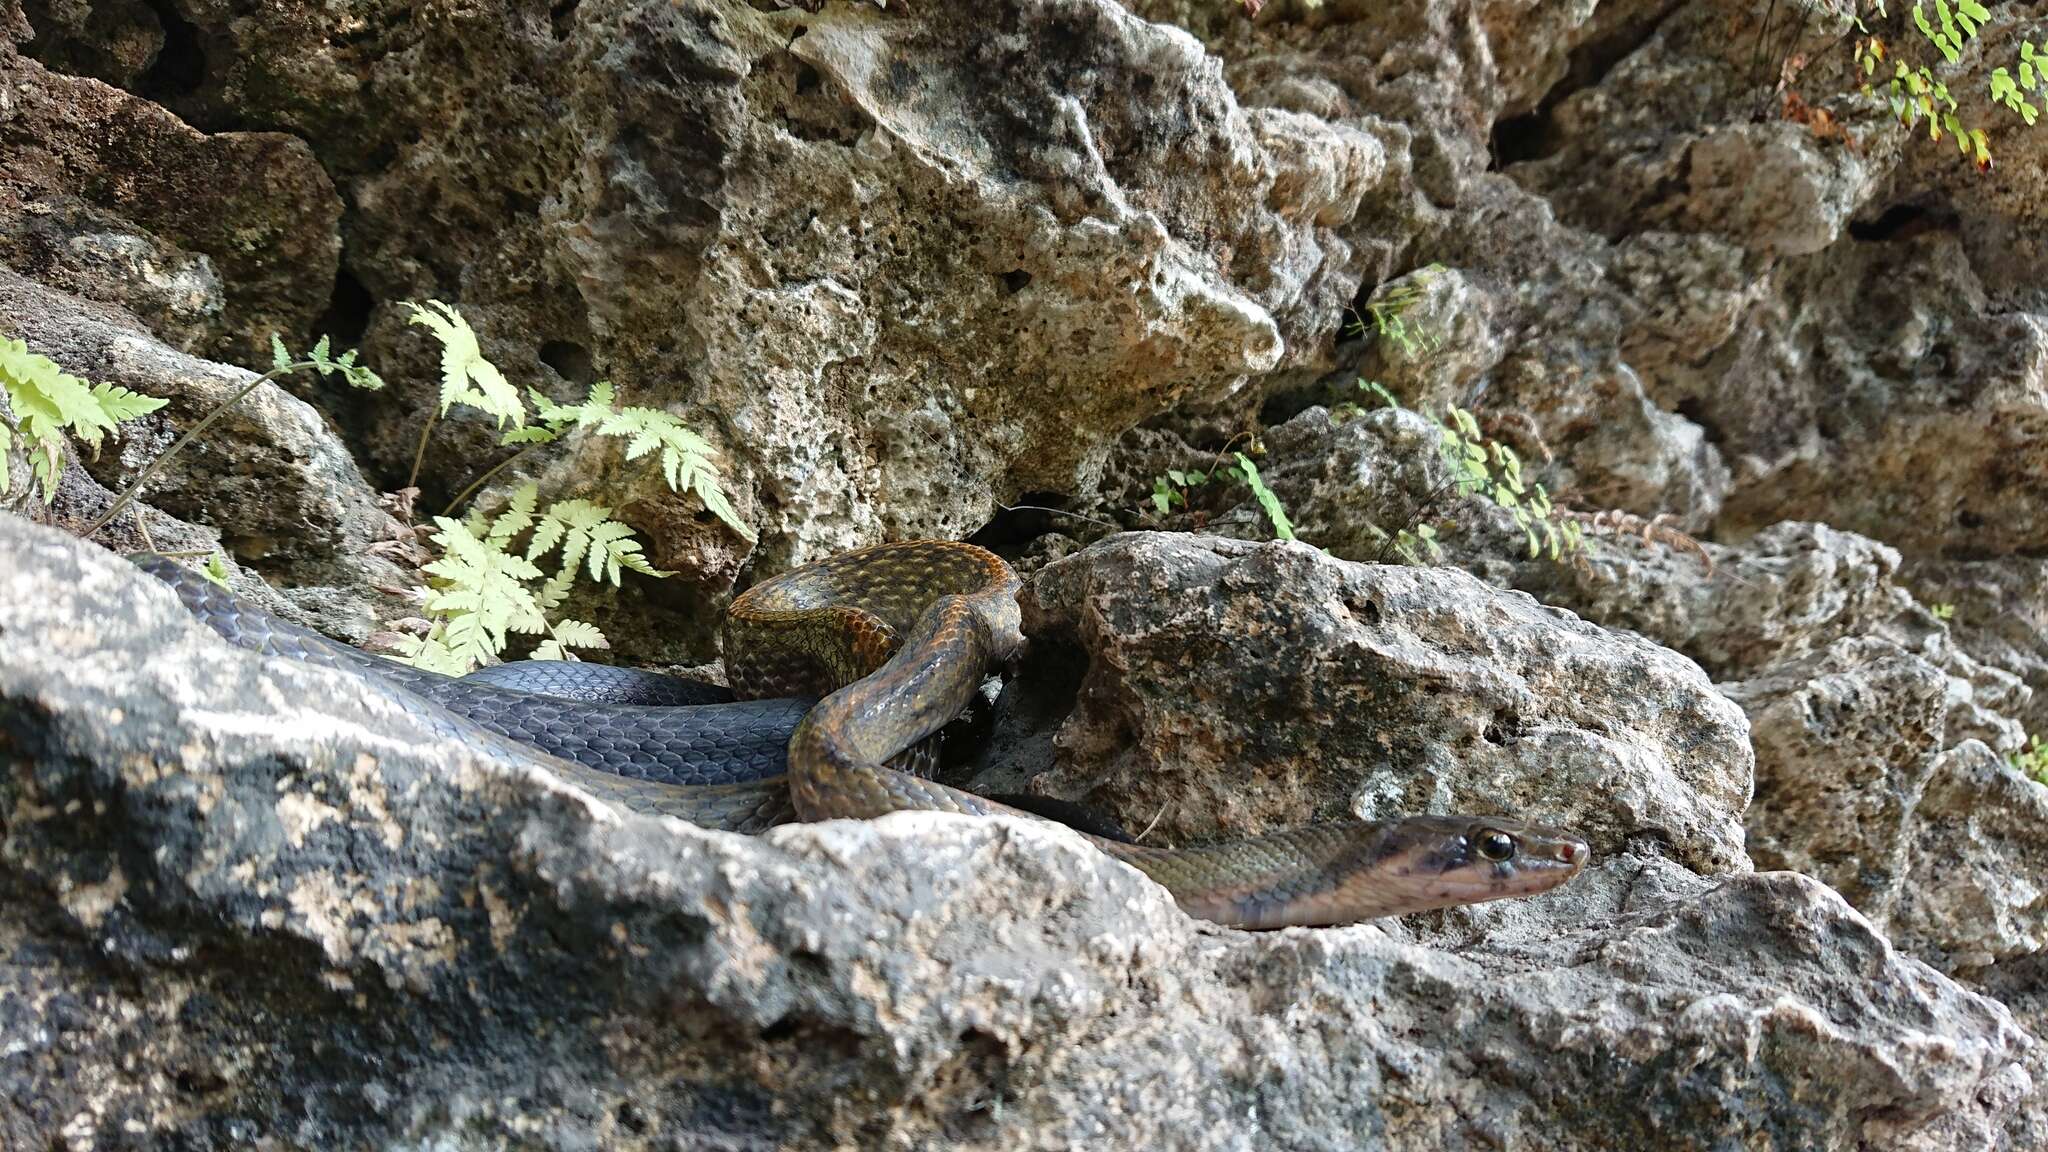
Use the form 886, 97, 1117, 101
1373, 815, 1590, 912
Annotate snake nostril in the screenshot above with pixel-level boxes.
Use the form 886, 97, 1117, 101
1560, 841, 1587, 867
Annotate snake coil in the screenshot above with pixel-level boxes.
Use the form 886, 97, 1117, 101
143, 540, 1588, 928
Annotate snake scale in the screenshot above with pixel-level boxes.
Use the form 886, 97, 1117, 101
142, 540, 1588, 929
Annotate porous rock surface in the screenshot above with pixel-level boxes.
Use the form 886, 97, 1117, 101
1008, 531, 1751, 876
1, 517, 2036, 1150
0, 25, 340, 363
0, 269, 410, 640
8, 0, 2048, 1144
13, 0, 1382, 567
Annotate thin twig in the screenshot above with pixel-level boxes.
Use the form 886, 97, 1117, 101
86, 365, 305, 536
1134, 800, 1170, 844
443, 442, 546, 517
405, 409, 440, 491
1750, 0, 1784, 120
996, 503, 1123, 531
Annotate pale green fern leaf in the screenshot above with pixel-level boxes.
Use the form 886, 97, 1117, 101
531, 380, 616, 429
532, 381, 752, 540
533, 619, 608, 661
85, 382, 170, 442
0, 334, 166, 500
549, 619, 607, 650
404, 300, 524, 427
488, 482, 538, 544
413, 515, 545, 670
389, 629, 475, 676
529, 498, 606, 574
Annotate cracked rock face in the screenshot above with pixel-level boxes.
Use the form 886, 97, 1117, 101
0, 270, 410, 640
11, 0, 1383, 571
1008, 532, 1753, 877
1, 517, 2035, 1150
0, 32, 340, 363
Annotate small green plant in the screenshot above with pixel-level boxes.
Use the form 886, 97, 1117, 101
1150, 467, 1205, 516
1831, 2, 2042, 170
0, 334, 169, 502
1365, 520, 1442, 565
1930, 601, 1957, 621
2008, 733, 2048, 787
1344, 265, 1444, 360
394, 482, 664, 672
1441, 406, 1583, 561
1231, 452, 1295, 541
1145, 446, 1296, 541
391, 300, 750, 673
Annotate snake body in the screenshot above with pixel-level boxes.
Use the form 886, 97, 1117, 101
142, 541, 1587, 928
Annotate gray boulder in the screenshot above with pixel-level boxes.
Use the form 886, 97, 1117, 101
2, 517, 2032, 1149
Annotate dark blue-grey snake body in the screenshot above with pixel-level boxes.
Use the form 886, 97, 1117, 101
141, 557, 810, 788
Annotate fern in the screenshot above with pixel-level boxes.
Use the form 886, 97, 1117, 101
1141, 447, 1299, 542
1841, 3, 2039, 171
86, 335, 380, 535
1343, 265, 1445, 360
1441, 406, 1583, 562
404, 310, 752, 541
404, 301, 524, 428
395, 482, 668, 673
530, 381, 753, 540
0, 334, 169, 501
1229, 452, 1296, 541
529, 497, 668, 584
272, 333, 385, 391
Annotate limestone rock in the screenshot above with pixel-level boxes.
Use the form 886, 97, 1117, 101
0, 34, 340, 362
1905, 555, 2048, 736
1892, 742, 2048, 973
1721, 637, 1948, 922
50, 0, 1382, 566
0, 515, 2034, 1150
1013, 531, 1752, 875
0, 269, 408, 639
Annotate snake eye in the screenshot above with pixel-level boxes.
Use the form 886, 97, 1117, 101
1475, 829, 1517, 862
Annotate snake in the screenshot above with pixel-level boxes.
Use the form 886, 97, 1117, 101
138, 540, 1588, 929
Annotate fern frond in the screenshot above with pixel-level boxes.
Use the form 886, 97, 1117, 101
548, 619, 608, 650
532, 380, 616, 429
487, 482, 539, 543
531, 381, 753, 540
389, 629, 476, 676
525, 498, 672, 585
0, 334, 167, 501
404, 300, 524, 427
414, 515, 546, 668
533, 618, 609, 661
528, 498, 607, 571
87, 382, 169, 432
